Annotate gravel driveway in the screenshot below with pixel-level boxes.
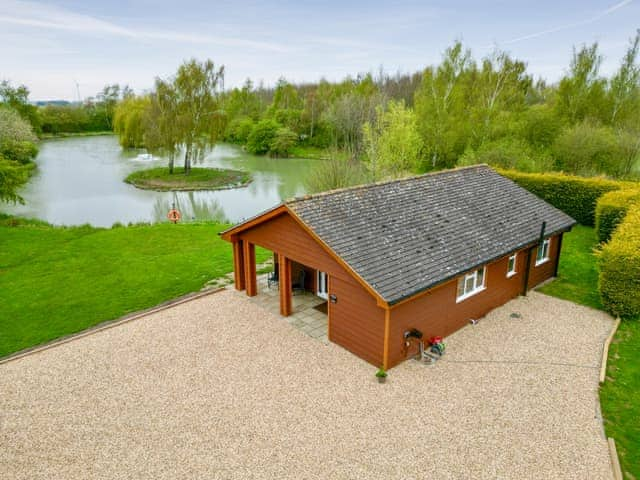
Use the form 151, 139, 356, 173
0, 290, 614, 479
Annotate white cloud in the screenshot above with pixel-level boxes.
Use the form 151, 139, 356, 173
498, 0, 634, 46
0, 0, 293, 52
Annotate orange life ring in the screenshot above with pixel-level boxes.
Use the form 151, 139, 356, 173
167, 209, 182, 223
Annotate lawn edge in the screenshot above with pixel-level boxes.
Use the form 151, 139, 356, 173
0, 287, 226, 365
608, 437, 623, 480
599, 317, 621, 383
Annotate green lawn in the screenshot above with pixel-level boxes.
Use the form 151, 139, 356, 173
125, 167, 250, 191
538, 225, 602, 310
538, 225, 639, 478
0, 216, 269, 357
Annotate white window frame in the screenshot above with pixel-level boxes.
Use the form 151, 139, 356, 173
456, 266, 486, 302
535, 238, 551, 266
506, 254, 517, 278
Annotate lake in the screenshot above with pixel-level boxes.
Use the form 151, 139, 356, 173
3, 136, 316, 226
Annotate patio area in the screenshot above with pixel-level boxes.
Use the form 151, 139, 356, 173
235, 271, 329, 343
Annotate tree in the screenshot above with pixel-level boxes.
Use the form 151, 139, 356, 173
147, 59, 226, 174
145, 82, 181, 173
414, 41, 473, 169
246, 119, 280, 154
0, 156, 30, 204
269, 127, 298, 157
608, 30, 640, 126
96, 84, 123, 129
0, 81, 40, 131
113, 95, 151, 148
0, 107, 38, 203
305, 157, 366, 193
552, 122, 624, 176
223, 78, 263, 121
469, 51, 531, 144
362, 100, 422, 180
555, 44, 607, 123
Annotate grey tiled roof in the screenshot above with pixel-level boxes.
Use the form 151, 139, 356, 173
287, 165, 575, 304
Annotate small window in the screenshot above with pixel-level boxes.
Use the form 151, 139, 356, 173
507, 254, 517, 277
456, 267, 486, 302
535, 238, 551, 266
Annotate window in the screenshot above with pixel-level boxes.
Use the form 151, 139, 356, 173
536, 238, 551, 266
507, 254, 517, 277
456, 267, 486, 302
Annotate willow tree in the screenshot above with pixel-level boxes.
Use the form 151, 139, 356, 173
149, 59, 226, 174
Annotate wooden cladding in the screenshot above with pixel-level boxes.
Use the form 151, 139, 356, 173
239, 212, 351, 282
329, 276, 385, 367
386, 234, 562, 368
527, 234, 561, 289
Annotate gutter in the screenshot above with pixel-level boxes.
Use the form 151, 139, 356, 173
386, 222, 576, 308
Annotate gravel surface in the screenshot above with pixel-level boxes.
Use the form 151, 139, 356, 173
0, 290, 614, 479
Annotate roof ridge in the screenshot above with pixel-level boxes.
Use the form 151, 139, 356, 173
285, 164, 491, 204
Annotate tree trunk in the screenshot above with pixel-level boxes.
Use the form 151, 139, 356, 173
169, 154, 174, 174
184, 146, 191, 175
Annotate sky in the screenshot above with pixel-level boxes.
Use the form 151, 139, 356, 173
0, 0, 639, 101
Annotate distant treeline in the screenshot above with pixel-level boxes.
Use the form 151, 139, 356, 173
4, 31, 640, 199
112, 32, 640, 191
0, 81, 127, 135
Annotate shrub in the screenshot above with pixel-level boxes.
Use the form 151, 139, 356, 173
305, 158, 367, 193
0, 107, 38, 144
0, 140, 38, 164
458, 138, 554, 173
499, 169, 637, 226
269, 127, 298, 157
246, 119, 280, 155
595, 189, 640, 243
224, 116, 254, 144
598, 207, 640, 318
552, 122, 639, 178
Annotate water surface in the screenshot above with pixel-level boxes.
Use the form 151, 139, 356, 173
4, 136, 315, 226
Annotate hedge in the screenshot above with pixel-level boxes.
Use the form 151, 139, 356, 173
498, 169, 635, 226
595, 189, 640, 243
598, 207, 640, 318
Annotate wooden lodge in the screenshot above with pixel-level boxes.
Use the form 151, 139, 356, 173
220, 165, 576, 369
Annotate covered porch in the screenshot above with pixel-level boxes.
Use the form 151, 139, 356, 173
232, 239, 330, 343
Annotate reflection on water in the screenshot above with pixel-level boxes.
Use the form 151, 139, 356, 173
151, 193, 228, 224
3, 136, 316, 226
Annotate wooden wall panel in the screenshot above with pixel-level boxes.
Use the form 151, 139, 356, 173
329, 276, 386, 367
239, 213, 351, 282
387, 251, 526, 367
527, 234, 561, 289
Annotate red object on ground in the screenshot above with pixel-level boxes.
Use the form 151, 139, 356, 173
429, 336, 443, 345
167, 209, 182, 223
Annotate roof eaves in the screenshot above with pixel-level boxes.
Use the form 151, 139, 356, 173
386, 223, 575, 306
218, 203, 286, 240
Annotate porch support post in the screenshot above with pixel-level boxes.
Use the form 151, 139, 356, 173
278, 254, 292, 316
243, 241, 257, 297
232, 240, 246, 291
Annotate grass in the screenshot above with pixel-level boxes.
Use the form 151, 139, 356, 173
39, 131, 114, 139
0, 216, 269, 357
538, 225, 602, 310
125, 166, 251, 191
289, 145, 350, 161
600, 321, 640, 477
537, 225, 639, 478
